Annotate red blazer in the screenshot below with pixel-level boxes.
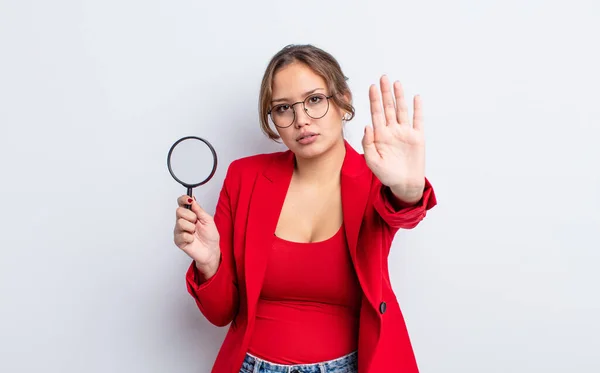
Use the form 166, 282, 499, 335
185, 140, 437, 372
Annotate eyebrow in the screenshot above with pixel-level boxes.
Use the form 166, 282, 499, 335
271, 88, 326, 104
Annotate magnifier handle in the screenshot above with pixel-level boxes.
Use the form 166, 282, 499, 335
185, 187, 193, 210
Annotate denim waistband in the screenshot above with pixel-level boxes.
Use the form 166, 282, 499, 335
241, 351, 358, 373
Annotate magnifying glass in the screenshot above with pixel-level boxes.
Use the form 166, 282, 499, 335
167, 136, 218, 209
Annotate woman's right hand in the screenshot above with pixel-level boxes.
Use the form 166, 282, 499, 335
174, 195, 221, 275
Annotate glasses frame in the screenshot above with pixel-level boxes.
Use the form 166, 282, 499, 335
268, 93, 334, 128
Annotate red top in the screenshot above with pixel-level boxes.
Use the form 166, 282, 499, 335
247, 224, 362, 364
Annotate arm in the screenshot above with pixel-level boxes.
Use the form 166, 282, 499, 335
362, 76, 435, 229
185, 164, 239, 327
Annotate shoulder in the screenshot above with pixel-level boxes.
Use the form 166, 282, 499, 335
223, 150, 288, 184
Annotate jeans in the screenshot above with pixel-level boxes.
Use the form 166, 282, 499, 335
239, 351, 358, 373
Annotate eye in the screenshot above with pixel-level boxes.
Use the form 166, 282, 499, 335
274, 104, 290, 113
308, 95, 323, 103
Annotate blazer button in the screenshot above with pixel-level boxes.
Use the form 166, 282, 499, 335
379, 301, 387, 314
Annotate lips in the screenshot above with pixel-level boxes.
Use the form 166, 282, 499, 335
296, 132, 318, 141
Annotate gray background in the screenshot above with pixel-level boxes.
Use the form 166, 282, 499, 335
1, 0, 599, 372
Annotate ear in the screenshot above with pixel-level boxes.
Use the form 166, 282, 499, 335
337, 92, 352, 119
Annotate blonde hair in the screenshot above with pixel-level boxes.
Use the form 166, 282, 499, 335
258, 44, 355, 141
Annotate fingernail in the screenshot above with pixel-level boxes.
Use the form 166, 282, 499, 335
188, 198, 193, 203
193, 196, 196, 201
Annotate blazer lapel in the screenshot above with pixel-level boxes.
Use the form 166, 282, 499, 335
340, 141, 381, 312
244, 151, 294, 319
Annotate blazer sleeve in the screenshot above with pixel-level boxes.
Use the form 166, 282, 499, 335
373, 176, 437, 229
184, 163, 239, 327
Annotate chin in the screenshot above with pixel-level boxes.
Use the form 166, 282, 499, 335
293, 147, 322, 160
287, 137, 335, 159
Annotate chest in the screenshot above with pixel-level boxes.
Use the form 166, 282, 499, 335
274, 177, 343, 243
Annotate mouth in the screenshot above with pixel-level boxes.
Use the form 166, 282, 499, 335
296, 132, 319, 141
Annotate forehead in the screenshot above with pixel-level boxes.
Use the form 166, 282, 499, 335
271, 62, 327, 99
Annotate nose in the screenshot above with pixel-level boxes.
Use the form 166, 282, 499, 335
293, 103, 311, 128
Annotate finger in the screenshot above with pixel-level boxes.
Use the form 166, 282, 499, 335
361, 125, 380, 160
176, 206, 197, 223
393, 81, 409, 125
380, 75, 397, 125
177, 195, 194, 207
413, 94, 424, 132
191, 198, 213, 223
369, 84, 385, 131
176, 218, 196, 234
175, 232, 195, 247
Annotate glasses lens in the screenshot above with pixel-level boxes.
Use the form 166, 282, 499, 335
304, 94, 329, 119
270, 104, 294, 128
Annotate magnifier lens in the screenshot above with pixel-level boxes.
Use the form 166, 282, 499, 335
167, 136, 218, 210
169, 138, 215, 185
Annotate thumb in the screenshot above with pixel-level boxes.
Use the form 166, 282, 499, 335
191, 197, 212, 222
362, 126, 379, 160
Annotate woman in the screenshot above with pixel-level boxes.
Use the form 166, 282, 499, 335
173, 44, 437, 373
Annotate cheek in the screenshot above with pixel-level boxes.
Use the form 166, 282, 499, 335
275, 127, 287, 139
324, 118, 344, 134
325, 109, 344, 131
277, 129, 295, 147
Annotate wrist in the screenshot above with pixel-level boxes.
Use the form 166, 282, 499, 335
195, 252, 221, 281
389, 185, 424, 205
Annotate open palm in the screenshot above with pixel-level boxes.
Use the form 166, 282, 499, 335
362, 75, 426, 200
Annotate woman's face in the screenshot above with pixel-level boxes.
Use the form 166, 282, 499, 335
270, 62, 346, 159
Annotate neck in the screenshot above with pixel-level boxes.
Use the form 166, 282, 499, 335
293, 138, 346, 184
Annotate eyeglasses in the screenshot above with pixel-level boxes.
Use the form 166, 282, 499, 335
268, 93, 333, 128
